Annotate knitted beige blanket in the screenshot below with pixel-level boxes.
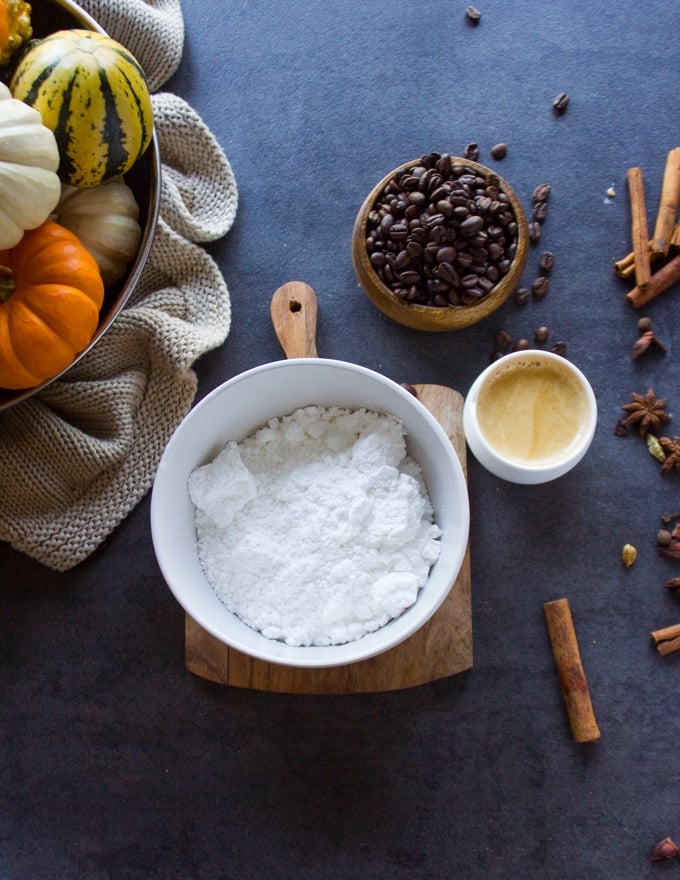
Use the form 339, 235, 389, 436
0, 0, 238, 571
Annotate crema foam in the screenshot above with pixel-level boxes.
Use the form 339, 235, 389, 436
476, 355, 591, 466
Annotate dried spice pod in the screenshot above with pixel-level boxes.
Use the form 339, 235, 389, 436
659, 540, 680, 560
659, 436, 680, 473
650, 837, 680, 861
631, 329, 666, 360
622, 543, 637, 567
620, 389, 670, 437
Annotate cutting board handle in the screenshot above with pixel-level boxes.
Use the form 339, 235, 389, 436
270, 281, 319, 359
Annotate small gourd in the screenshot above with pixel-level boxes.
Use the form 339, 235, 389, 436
10, 29, 154, 187
0, 81, 61, 249
0, 219, 104, 389
0, 0, 32, 66
55, 178, 142, 286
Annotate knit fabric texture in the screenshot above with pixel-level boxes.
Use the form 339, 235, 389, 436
0, 0, 238, 571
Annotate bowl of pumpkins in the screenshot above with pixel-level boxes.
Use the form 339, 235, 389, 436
0, 0, 161, 411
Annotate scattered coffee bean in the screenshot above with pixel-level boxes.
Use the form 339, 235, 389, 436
638, 316, 653, 332
534, 325, 550, 343
513, 287, 530, 305
538, 251, 555, 274
528, 221, 542, 243
552, 92, 570, 114
495, 329, 512, 349
364, 152, 520, 308
400, 383, 419, 398
490, 143, 507, 160
532, 183, 552, 203
532, 201, 549, 223
532, 276, 550, 298
513, 338, 530, 351
464, 142, 480, 161
551, 340, 567, 356
465, 5, 481, 24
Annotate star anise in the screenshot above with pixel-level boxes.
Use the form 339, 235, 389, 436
659, 436, 680, 474
621, 388, 670, 437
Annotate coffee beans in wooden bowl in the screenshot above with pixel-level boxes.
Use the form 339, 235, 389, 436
352, 153, 529, 331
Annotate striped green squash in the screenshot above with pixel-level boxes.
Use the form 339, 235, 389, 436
9, 29, 153, 188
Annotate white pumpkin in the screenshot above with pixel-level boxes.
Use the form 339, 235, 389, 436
55, 177, 142, 286
0, 82, 61, 249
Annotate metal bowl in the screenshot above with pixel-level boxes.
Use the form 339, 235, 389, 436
0, 0, 161, 412
352, 155, 528, 332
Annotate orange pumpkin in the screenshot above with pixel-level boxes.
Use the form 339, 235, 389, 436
0, 0, 32, 65
0, 220, 104, 389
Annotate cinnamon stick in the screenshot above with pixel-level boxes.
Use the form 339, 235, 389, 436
613, 220, 680, 278
672, 221, 680, 249
544, 598, 601, 743
651, 147, 680, 257
626, 251, 680, 308
651, 622, 680, 655
626, 166, 652, 289
613, 241, 657, 280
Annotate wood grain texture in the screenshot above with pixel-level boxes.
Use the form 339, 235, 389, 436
185, 383, 472, 693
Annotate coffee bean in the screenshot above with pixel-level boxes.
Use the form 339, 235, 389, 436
389, 221, 409, 239
532, 276, 550, 298
495, 329, 512, 349
398, 270, 421, 286
490, 143, 507, 160
534, 325, 550, 343
513, 287, 530, 306
435, 261, 460, 286
532, 183, 551, 203
394, 250, 411, 269
513, 338, 530, 351
552, 92, 570, 113
465, 5, 481, 23
532, 201, 549, 223
528, 221, 542, 243
538, 251, 555, 274
460, 215, 485, 235
551, 340, 567, 356
464, 142, 480, 161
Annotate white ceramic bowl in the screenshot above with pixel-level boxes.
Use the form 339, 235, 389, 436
151, 358, 470, 668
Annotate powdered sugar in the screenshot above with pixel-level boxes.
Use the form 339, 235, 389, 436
188, 406, 441, 647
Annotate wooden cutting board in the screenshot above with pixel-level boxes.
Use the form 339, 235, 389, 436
184, 283, 473, 693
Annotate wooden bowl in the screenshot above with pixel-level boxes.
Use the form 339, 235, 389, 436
352, 156, 529, 332
0, 0, 161, 412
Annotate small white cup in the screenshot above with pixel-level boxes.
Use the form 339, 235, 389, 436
463, 350, 597, 484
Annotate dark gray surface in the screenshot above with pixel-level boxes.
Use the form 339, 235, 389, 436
2, 2, 680, 878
